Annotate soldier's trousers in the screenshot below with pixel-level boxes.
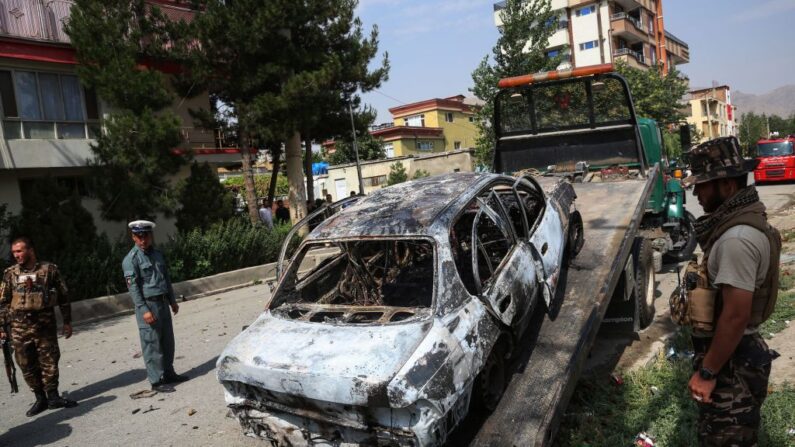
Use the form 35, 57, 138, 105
693, 333, 778, 447
136, 299, 176, 384
10, 309, 61, 393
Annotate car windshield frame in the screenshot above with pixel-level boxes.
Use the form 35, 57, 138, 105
270, 236, 439, 316
757, 141, 794, 157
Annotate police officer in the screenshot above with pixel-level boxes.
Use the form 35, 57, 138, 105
0, 236, 77, 416
122, 220, 188, 392
680, 137, 781, 445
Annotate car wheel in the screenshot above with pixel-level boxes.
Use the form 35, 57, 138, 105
663, 211, 698, 264
567, 210, 584, 261
635, 238, 656, 329
472, 340, 507, 413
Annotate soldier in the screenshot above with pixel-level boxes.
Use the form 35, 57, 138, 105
0, 236, 77, 416
122, 220, 188, 393
678, 137, 781, 446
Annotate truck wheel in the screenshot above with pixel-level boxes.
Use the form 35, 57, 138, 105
663, 211, 698, 264
567, 210, 585, 261
635, 238, 656, 329
472, 340, 507, 413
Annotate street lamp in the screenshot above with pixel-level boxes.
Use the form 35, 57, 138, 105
348, 101, 364, 195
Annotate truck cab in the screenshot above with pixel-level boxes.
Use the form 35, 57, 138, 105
754, 135, 795, 182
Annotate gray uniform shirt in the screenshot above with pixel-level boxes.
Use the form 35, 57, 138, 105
122, 245, 177, 313
707, 224, 770, 331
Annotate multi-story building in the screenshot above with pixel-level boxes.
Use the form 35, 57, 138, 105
686, 85, 738, 143
493, 0, 690, 73
0, 0, 238, 238
369, 95, 481, 157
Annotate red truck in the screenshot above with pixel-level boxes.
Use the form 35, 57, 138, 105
754, 135, 795, 182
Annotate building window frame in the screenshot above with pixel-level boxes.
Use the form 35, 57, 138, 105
404, 114, 425, 127
575, 5, 596, 17
454, 141, 461, 150
579, 40, 599, 51
416, 140, 434, 151
0, 69, 100, 140
362, 174, 388, 187
444, 112, 454, 123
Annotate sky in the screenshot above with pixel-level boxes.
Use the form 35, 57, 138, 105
355, 0, 795, 122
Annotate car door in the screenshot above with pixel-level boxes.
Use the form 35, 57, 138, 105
467, 183, 537, 327
527, 187, 566, 302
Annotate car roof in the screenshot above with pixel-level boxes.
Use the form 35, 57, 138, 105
310, 172, 498, 239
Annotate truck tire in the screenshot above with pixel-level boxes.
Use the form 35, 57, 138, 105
635, 238, 656, 329
663, 211, 698, 264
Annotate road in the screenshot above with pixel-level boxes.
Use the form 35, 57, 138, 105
1, 180, 792, 447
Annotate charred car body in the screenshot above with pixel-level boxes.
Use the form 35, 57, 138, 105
217, 172, 583, 446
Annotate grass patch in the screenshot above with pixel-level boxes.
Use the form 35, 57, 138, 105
760, 290, 795, 339
557, 330, 795, 446
781, 228, 795, 243
780, 267, 794, 292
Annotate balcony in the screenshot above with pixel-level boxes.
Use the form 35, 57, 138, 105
610, 12, 648, 43
0, 0, 74, 44
665, 30, 690, 65
613, 48, 646, 69
493, 1, 506, 11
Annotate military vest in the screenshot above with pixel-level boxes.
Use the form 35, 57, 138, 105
5, 262, 62, 312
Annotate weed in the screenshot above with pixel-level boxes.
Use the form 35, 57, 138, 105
781, 228, 795, 243
780, 267, 794, 292
760, 290, 795, 339
760, 385, 795, 447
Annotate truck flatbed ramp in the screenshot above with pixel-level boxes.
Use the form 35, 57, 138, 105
471, 178, 653, 446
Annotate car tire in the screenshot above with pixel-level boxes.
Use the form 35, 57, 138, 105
663, 211, 698, 264
567, 210, 584, 261
471, 340, 507, 414
635, 238, 656, 330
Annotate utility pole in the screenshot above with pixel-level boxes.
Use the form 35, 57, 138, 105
348, 102, 364, 195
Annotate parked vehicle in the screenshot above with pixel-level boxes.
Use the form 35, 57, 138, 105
753, 135, 795, 182
216, 172, 582, 446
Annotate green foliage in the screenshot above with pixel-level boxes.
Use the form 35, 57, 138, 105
739, 112, 795, 154
0, 202, 11, 245
760, 385, 795, 447
760, 290, 795, 339
67, 0, 189, 222
663, 128, 683, 160
176, 162, 235, 233
471, 0, 562, 168
328, 135, 386, 165
614, 61, 689, 126
387, 161, 408, 185
412, 169, 431, 180
223, 174, 290, 198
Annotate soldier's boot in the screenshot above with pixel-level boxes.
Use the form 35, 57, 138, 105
46, 390, 78, 409
26, 391, 48, 417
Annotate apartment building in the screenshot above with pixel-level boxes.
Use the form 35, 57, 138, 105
686, 85, 738, 143
493, 0, 689, 72
368, 95, 481, 157
0, 0, 238, 238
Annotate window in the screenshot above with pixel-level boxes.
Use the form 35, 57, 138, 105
579, 40, 599, 51
0, 70, 100, 140
404, 114, 425, 127
468, 115, 475, 123
384, 143, 394, 158
362, 175, 388, 187
546, 50, 560, 58
416, 141, 434, 151
575, 5, 595, 16
444, 112, 454, 123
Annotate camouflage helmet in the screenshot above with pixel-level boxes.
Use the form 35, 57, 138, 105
682, 136, 759, 187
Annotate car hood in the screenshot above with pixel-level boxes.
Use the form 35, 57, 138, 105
217, 311, 432, 406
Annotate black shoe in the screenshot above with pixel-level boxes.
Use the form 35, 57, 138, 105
26, 391, 48, 417
163, 372, 189, 384
151, 382, 175, 393
46, 390, 78, 409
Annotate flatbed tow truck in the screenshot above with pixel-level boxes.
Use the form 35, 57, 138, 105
469, 64, 675, 446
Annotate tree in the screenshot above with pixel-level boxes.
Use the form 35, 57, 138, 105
328, 134, 386, 165
412, 169, 431, 180
191, 0, 388, 225
387, 161, 408, 186
614, 61, 689, 126
66, 0, 190, 222
470, 0, 562, 168
175, 162, 234, 233
738, 112, 768, 154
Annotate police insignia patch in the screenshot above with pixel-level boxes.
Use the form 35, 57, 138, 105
126, 275, 133, 289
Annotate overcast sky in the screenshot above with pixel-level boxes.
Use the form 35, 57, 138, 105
355, 0, 795, 122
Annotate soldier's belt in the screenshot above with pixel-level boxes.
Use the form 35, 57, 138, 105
144, 294, 168, 301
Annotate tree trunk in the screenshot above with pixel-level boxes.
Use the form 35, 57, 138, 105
285, 131, 307, 224
238, 127, 259, 225
304, 135, 314, 203
267, 143, 282, 204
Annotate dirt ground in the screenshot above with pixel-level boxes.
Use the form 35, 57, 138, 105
765, 203, 795, 386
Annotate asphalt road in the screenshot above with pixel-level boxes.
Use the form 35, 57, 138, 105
1, 179, 792, 447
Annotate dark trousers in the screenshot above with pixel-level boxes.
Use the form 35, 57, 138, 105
692, 333, 778, 447
136, 299, 176, 384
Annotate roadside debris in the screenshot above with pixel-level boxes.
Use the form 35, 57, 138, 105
665, 347, 694, 361
634, 432, 655, 446
130, 389, 158, 400
142, 405, 159, 414
132, 408, 140, 414
611, 373, 624, 386
649, 386, 659, 395
133, 351, 143, 359
188, 408, 197, 416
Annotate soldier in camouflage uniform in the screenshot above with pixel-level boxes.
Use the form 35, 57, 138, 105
681, 137, 781, 446
0, 237, 78, 417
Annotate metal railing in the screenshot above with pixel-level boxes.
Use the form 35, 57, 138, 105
610, 12, 644, 32
613, 47, 646, 64
0, 0, 74, 43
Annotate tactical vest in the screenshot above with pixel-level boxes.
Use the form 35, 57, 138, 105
6, 262, 60, 312
670, 207, 781, 332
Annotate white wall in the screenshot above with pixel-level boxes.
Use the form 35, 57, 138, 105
571, 3, 602, 67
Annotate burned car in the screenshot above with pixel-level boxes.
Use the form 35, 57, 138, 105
217, 172, 583, 446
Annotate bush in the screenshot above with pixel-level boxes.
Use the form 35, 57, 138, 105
176, 162, 234, 233
223, 174, 289, 198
